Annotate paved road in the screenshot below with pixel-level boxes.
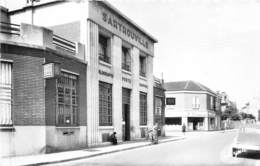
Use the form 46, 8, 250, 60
49, 130, 259, 166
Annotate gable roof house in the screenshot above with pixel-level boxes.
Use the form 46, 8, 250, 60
164, 81, 221, 131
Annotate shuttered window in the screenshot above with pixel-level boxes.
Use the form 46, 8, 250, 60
99, 82, 112, 126
192, 96, 200, 109
0, 61, 12, 125
56, 72, 78, 126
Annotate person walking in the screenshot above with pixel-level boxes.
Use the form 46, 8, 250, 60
182, 123, 186, 135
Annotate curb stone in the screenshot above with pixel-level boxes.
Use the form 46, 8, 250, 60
20, 137, 185, 166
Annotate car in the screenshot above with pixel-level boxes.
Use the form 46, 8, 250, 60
232, 124, 260, 157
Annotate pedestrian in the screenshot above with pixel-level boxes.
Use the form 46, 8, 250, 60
153, 123, 159, 144
182, 123, 186, 135
110, 132, 118, 145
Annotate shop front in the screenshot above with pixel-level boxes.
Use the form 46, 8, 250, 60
188, 117, 204, 131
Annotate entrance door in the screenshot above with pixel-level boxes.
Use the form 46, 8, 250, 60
122, 88, 131, 141
188, 117, 204, 131
124, 104, 130, 141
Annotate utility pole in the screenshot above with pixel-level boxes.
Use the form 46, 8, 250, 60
27, 0, 40, 25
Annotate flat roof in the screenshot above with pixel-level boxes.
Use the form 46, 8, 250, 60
9, 0, 158, 43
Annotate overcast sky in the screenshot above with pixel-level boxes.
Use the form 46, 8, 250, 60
109, 0, 260, 108
2, 0, 260, 108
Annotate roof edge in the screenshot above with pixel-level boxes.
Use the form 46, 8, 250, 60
9, 0, 158, 43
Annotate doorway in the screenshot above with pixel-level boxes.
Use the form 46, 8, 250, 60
188, 117, 204, 131
122, 88, 131, 141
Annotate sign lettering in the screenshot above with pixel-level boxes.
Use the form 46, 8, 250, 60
122, 77, 131, 83
102, 12, 149, 49
99, 70, 113, 78
139, 83, 148, 88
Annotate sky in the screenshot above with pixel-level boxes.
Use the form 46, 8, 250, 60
2, 0, 260, 108
108, 0, 260, 108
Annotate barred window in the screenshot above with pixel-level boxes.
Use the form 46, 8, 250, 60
122, 46, 131, 71
0, 61, 12, 126
56, 72, 78, 126
99, 82, 112, 126
140, 92, 147, 125
99, 34, 110, 64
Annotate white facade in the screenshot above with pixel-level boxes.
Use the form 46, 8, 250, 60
165, 91, 219, 131
9, 0, 157, 146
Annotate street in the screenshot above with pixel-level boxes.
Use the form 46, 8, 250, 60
47, 130, 259, 166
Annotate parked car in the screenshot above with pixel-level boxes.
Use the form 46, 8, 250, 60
232, 124, 260, 157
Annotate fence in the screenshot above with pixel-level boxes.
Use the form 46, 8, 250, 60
53, 34, 76, 54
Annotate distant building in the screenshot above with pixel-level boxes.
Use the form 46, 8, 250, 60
220, 92, 229, 113
165, 81, 221, 131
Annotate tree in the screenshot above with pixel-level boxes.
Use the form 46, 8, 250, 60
231, 114, 240, 121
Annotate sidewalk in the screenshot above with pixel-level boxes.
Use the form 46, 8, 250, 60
166, 129, 238, 137
0, 136, 184, 166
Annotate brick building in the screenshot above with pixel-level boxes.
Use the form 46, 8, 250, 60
0, 6, 87, 157
0, 0, 158, 157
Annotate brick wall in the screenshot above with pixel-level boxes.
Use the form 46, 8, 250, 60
1, 44, 87, 126
44, 51, 87, 126
2, 45, 45, 125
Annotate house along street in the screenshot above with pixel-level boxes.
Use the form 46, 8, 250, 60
47, 130, 260, 166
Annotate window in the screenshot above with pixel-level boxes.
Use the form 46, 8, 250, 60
0, 61, 12, 126
122, 46, 131, 71
192, 96, 200, 109
166, 98, 175, 105
99, 82, 112, 126
56, 72, 78, 126
155, 97, 162, 116
165, 117, 182, 125
99, 34, 110, 63
154, 97, 162, 124
210, 96, 214, 110
139, 55, 146, 77
140, 92, 147, 125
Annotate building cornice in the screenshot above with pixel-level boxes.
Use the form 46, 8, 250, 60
9, 0, 158, 43
166, 90, 216, 96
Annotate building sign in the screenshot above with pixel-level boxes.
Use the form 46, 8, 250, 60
139, 83, 148, 88
99, 70, 113, 78
187, 112, 207, 117
122, 77, 131, 83
88, 2, 154, 55
43, 63, 60, 79
102, 12, 148, 49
